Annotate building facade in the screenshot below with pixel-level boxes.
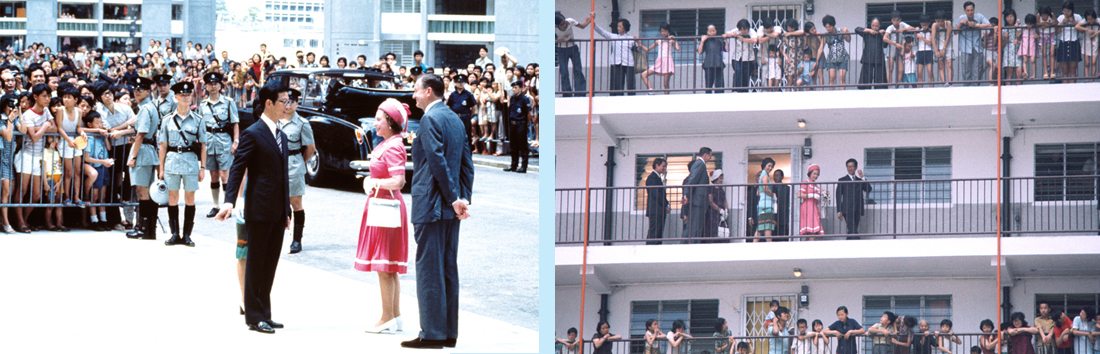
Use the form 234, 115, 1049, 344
554, 0, 1100, 350
324, 0, 537, 71
1, 0, 215, 54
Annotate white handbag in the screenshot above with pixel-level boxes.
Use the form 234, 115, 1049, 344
365, 188, 401, 228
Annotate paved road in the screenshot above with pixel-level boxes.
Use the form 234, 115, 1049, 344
189, 164, 539, 330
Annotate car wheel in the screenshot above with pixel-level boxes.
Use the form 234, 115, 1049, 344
304, 150, 327, 186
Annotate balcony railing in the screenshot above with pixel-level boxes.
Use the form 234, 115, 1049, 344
427, 15, 495, 35
555, 176, 1099, 245
574, 333, 997, 354
555, 24, 1099, 96
0, 19, 26, 31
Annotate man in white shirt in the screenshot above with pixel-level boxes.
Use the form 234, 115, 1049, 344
555, 12, 592, 96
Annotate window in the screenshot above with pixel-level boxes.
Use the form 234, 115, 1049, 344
172, 4, 183, 20
103, 4, 141, 21
383, 0, 421, 13
749, 4, 802, 28
744, 294, 799, 348
1035, 143, 1099, 202
630, 299, 720, 354
864, 146, 951, 204
864, 295, 953, 354
284, 38, 295, 47
866, 1, 953, 28
1, 2, 26, 18
58, 4, 95, 20
1034, 294, 1100, 317
309, 39, 318, 48
383, 40, 419, 67
634, 153, 723, 211
638, 9, 724, 65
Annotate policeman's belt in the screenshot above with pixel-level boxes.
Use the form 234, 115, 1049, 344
288, 148, 304, 156
206, 126, 231, 134
168, 145, 199, 154
141, 138, 157, 146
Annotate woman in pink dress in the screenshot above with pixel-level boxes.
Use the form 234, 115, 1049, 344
356, 98, 411, 334
640, 23, 681, 94
798, 164, 824, 240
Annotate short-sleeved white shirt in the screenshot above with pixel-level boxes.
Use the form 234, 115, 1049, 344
557, 18, 580, 48
1057, 14, 1085, 41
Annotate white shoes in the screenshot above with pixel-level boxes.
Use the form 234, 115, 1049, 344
395, 316, 403, 331
366, 317, 398, 334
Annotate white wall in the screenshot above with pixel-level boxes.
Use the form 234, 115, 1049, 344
556, 282, 604, 338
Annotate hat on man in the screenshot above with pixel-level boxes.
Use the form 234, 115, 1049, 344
510, 80, 523, 87
409, 66, 422, 75
171, 81, 194, 94
153, 74, 173, 85
203, 72, 223, 83
286, 88, 301, 102
454, 74, 467, 83
168, 61, 178, 67
131, 76, 153, 90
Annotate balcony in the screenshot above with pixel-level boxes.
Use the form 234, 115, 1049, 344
426, 14, 494, 42
555, 176, 1099, 246
555, 25, 1097, 97
0, 18, 25, 32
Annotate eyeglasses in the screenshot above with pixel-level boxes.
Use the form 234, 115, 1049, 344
276, 99, 293, 107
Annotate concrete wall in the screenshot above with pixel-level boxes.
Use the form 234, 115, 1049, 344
25, 0, 57, 47
495, 0, 538, 66
141, 0, 172, 53
324, 0, 382, 63
186, 0, 216, 49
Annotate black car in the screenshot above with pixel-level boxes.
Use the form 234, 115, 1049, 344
237, 68, 422, 187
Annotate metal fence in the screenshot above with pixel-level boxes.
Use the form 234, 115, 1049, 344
556, 24, 1100, 96
574, 333, 996, 354
555, 176, 1100, 245
0, 131, 136, 209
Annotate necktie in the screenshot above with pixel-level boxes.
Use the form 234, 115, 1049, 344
276, 127, 283, 152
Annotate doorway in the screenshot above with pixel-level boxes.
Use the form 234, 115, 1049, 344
745, 149, 797, 239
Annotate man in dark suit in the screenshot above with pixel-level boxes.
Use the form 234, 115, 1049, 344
836, 158, 872, 239
401, 74, 474, 350
645, 158, 668, 245
685, 147, 712, 243
214, 82, 292, 334
772, 169, 791, 240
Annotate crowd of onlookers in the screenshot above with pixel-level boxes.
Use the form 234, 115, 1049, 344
557, 1, 1100, 94
558, 301, 1100, 354
0, 38, 538, 233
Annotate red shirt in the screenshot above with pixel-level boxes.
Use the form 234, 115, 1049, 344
1052, 317, 1073, 349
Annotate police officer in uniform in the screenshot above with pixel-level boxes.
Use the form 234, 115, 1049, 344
447, 74, 476, 151
279, 88, 315, 254
158, 81, 207, 247
199, 72, 239, 218
131, 76, 152, 110
504, 80, 532, 173
126, 74, 175, 239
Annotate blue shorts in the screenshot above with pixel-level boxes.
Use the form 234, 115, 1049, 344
902, 73, 917, 83
93, 165, 109, 189
917, 51, 933, 65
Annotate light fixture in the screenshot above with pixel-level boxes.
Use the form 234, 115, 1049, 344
793, 268, 802, 278
797, 119, 806, 128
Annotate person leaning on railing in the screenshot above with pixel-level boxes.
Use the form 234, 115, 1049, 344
593, 16, 643, 96
592, 320, 621, 354
556, 12, 592, 97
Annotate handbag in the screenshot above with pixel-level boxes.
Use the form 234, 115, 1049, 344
365, 187, 402, 228
633, 44, 649, 73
